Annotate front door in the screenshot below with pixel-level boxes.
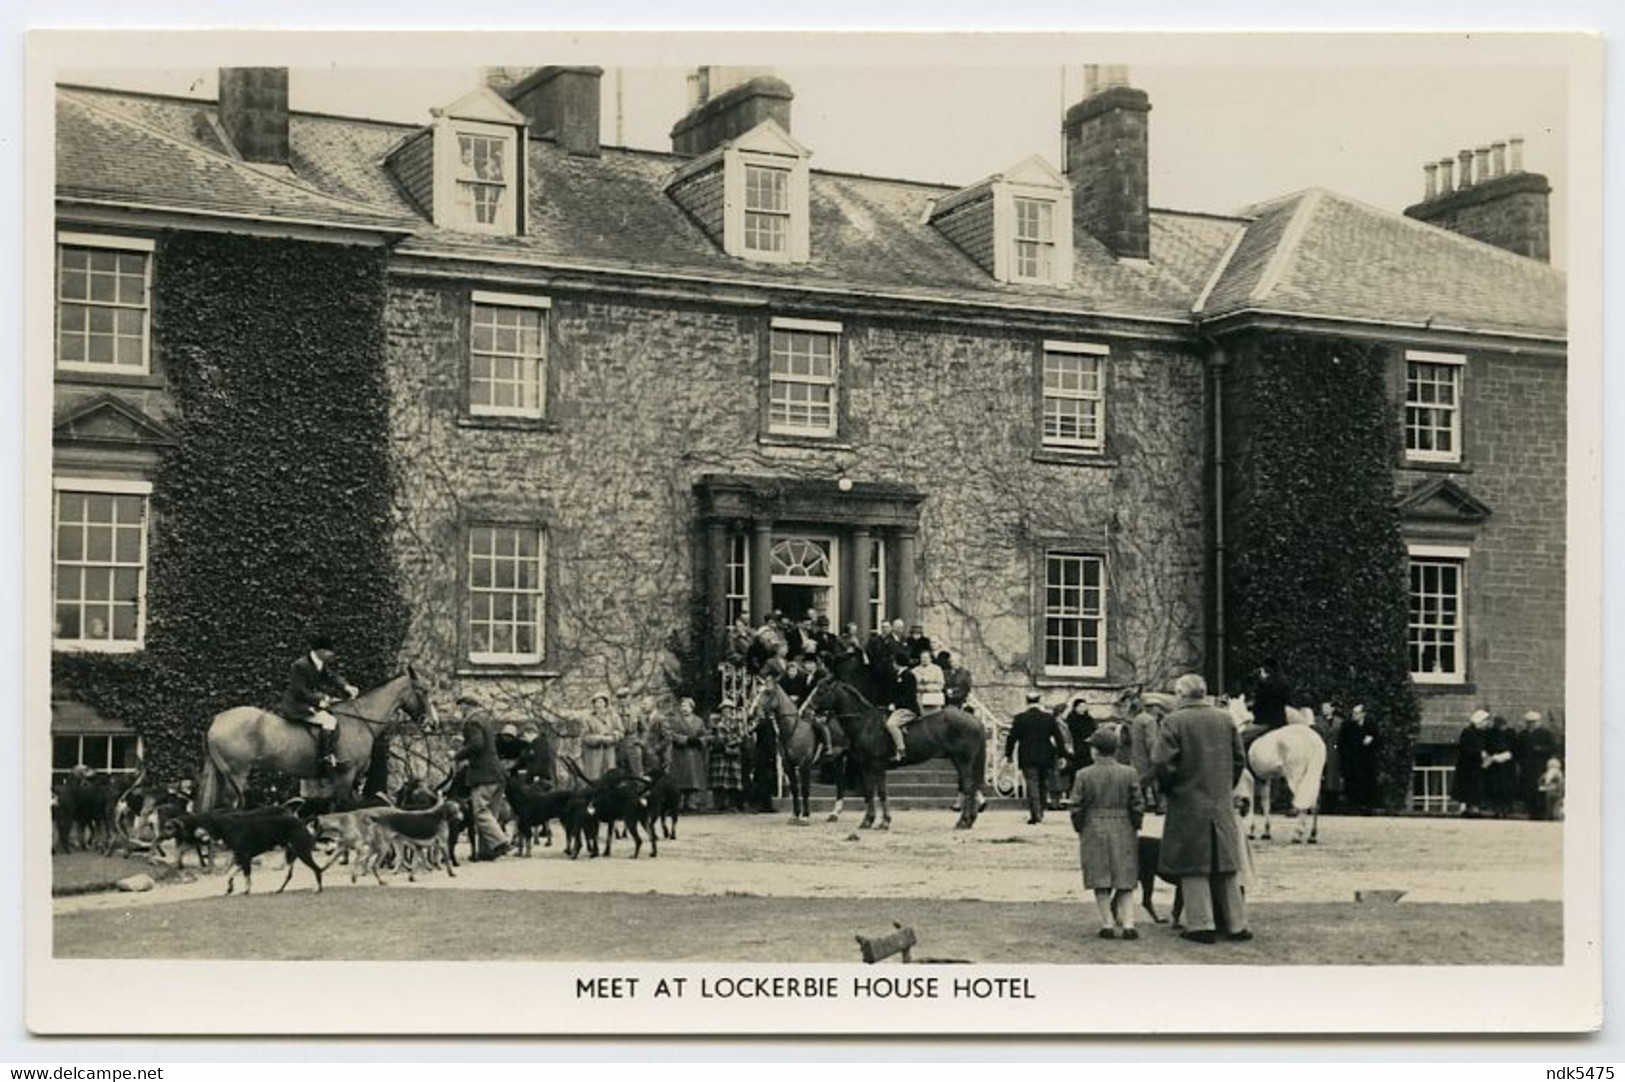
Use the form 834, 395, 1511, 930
770, 533, 840, 628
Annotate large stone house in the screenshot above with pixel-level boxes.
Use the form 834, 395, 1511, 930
50, 65, 1565, 802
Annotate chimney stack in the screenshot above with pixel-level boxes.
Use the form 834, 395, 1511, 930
498, 66, 604, 157
670, 66, 793, 157
218, 68, 290, 166
1062, 64, 1152, 261
1406, 133, 1550, 262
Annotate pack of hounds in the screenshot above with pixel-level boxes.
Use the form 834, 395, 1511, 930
50, 756, 686, 897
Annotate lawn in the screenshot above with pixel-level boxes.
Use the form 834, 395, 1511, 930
53, 888, 1562, 966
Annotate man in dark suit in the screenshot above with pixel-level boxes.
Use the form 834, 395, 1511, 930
279, 633, 358, 776
1005, 690, 1067, 824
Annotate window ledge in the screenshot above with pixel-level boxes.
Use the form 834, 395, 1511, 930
55, 370, 165, 390
455, 666, 561, 680
1403, 459, 1474, 475
457, 415, 558, 433
53, 643, 145, 656
1412, 680, 1475, 696
1034, 674, 1113, 689
757, 434, 854, 452
1031, 450, 1117, 469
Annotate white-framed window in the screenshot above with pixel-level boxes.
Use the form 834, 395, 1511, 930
1405, 350, 1465, 463
744, 163, 790, 254
1012, 197, 1056, 282
725, 532, 751, 626
1043, 551, 1106, 678
1408, 544, 1467, 684
768, 318, 841, 438
453, 125, 517, 234
52, 477, 151, 653
867, 536, 887, 634
52, 732, 143, 784
56, 234, 153, 373
1041, 341, 1108, 452
469, 291, 548, 418
468, 525, 545, 664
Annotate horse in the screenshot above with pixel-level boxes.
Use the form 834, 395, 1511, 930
749, 680, 823, 825
804, 677, 985, 831
197, 665, 436, 812
1227, 697, 1326, 844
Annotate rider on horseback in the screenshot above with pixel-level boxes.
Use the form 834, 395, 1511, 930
281, 632, 359, 776
887, 646, 945, 762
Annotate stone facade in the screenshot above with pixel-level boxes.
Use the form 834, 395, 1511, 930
1396, 347, 1566, 739
386, 274, 1207, 723
1404, 172, 1552, 263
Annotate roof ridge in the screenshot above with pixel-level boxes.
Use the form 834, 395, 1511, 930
60, 89, 413, 224
1248, 188, 1324, 304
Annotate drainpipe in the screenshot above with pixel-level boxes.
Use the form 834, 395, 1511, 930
1205, 337, 1228, 696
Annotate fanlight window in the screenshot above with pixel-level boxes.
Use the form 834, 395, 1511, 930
770, 538, 832, 580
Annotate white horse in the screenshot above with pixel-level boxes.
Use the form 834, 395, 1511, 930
1226, 698, 1327, 844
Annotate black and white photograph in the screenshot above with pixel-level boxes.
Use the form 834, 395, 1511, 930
24, 29, 1603, 1036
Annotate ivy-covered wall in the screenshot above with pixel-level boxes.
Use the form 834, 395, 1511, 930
53, 233, 408, 779
1220, 334, 1421, 807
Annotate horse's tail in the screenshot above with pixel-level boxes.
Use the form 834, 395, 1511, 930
196, 730, 224, 812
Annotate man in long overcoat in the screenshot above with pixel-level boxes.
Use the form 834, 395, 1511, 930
1005, 690, 1067, 824
1151, 673, 1250, 943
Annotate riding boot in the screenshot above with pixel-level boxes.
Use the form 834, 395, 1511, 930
317, 727, 340, 774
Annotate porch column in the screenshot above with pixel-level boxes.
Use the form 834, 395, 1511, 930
850, 526, 872, 635
705, 520, 728, 670
895, 528, 918, 628
750, 520, 774, 624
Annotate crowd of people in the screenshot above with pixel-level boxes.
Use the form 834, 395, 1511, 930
1451, 708, 1564, 820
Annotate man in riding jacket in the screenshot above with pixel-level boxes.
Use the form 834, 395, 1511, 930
281, 632, 358, 777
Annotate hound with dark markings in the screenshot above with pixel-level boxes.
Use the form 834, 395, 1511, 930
163, 809, 324, 895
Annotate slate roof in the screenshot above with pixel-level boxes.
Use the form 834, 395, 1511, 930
56, 84, 1566, 341
1199, 188, 1566, 340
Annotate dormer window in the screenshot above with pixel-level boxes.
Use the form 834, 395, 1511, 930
930, 156, 1072, 287
1012, 197, 1056, 281
666, 119, 811, 265
389, 86, 527, 236
744, 164, 790, 253
456, 131, 511, 229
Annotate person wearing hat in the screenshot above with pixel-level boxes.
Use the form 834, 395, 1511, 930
515, 720, 558, 789
494, 721, 525, 766
1005, 690, 1068, 824
1069, 724, 1145, 940
279, 632, 359, 778
1151, 673, 1251, 944
580, 691, 621, 782
1451, 708, 1491, 817
1129, 691, 1174, 814
453, 694, 509, 861
654, 697, 709, 810
706, 699, 746, 812
1512, 710, 1558, 819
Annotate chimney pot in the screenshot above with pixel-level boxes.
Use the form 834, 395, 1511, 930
1423, 162, 1438, 200
1491, 140, 1507, 177
1474, 145, 1491, 183
1458, 149, 1475, 187
1438, 157, 1455, 194
217, 67, 290, 166
1509, 135, 1525, 173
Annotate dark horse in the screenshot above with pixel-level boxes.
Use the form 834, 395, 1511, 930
804, 677, 986, 830
198, 665, 436, 810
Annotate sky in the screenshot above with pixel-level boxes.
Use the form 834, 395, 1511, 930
65, 60, 1570, 266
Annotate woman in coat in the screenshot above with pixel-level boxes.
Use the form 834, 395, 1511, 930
1482, 714, 1519, 818
579, 692, 621, 782
658, 697, 709, 810
1451, 709, 1489, 816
